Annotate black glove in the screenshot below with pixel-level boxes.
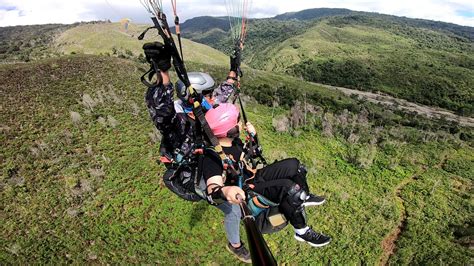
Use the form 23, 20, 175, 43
143, 42, 172, 72
229, 46, 241, 73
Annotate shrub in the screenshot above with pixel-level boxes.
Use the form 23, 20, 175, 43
346, 144, 377, 169
290, 59, 376, 90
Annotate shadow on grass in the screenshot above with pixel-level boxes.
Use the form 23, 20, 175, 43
189, 201, 210, 228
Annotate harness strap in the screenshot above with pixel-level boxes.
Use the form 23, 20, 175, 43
171, 0, 184, 61
192, 103, 227, 162
141, 64, 160, 88
251, 194, 278, 209
195, 152, 205, 188
237, 94, 267, 168
252, 196, 268, 209
246, 190, 279, 217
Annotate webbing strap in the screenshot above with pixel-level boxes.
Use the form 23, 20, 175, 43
192, 116, 203, 148
248, 191, 278, 208
237, 94, 267, 167
171, 0, 184, 60
252, 196, 269, 209
140, 65, 161, 88
195, 153, 205, 188
149, 16, 190, 89
192, 101, 227, 161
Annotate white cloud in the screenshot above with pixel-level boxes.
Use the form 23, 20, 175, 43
0, 0, 98, 25
0, 0, 473, 27
248, 0, 474, 26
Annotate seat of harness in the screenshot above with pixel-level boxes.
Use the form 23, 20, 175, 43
244, 178, 297, 216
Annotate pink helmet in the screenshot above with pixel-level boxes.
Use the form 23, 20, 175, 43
205, 103, 240, 138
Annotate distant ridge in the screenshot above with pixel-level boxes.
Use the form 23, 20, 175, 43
180, 8, 473, 41
273, 8, 353, 21
180, 16, 229, 34
273, 8, 473, 40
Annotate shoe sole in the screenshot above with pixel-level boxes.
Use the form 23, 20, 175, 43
294, 235, 331, 247
225, 245, 252, 264
302, 199, 326, 207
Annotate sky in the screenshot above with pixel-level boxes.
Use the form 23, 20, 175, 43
0, 0, 473, 27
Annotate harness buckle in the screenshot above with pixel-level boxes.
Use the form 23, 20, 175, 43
238, 161, 244, 171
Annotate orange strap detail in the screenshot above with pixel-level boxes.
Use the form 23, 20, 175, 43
252, 196, 269, 209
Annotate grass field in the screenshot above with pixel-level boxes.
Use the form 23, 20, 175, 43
1, 55, 472, 264
54, 22, 228, 66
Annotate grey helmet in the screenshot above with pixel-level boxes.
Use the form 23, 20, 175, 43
176, 72, 215, 102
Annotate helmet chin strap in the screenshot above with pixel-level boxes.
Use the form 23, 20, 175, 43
226, 125, 240, 138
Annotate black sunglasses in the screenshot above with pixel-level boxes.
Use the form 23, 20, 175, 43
202, 89, 214, 97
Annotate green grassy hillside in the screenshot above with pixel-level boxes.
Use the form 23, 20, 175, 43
54, 22, 228, 66
0, 23, 75, 62
1, 55, 472, 264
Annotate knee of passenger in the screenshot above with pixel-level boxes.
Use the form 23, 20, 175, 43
287, 158, 306, 173
231, 204, 242, 218
284, 158, 301, 175
287, 183, 307, 207
297, 163, 307, 177
226, 209, 241, 220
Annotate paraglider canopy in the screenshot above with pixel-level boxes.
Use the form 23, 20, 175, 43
120, 18, 131, 31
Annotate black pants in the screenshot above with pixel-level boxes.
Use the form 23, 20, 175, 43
252, 158, 309, 229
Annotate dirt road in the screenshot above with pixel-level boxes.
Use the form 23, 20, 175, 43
317, 83, 474, 127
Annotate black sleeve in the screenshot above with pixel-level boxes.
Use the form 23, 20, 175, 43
202, 154, 224, 181
233, 138, 245, 149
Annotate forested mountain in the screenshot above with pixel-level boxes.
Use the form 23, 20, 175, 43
179, 8, 474, 116
274, 8, 473, 40
179, 16, 230, 34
